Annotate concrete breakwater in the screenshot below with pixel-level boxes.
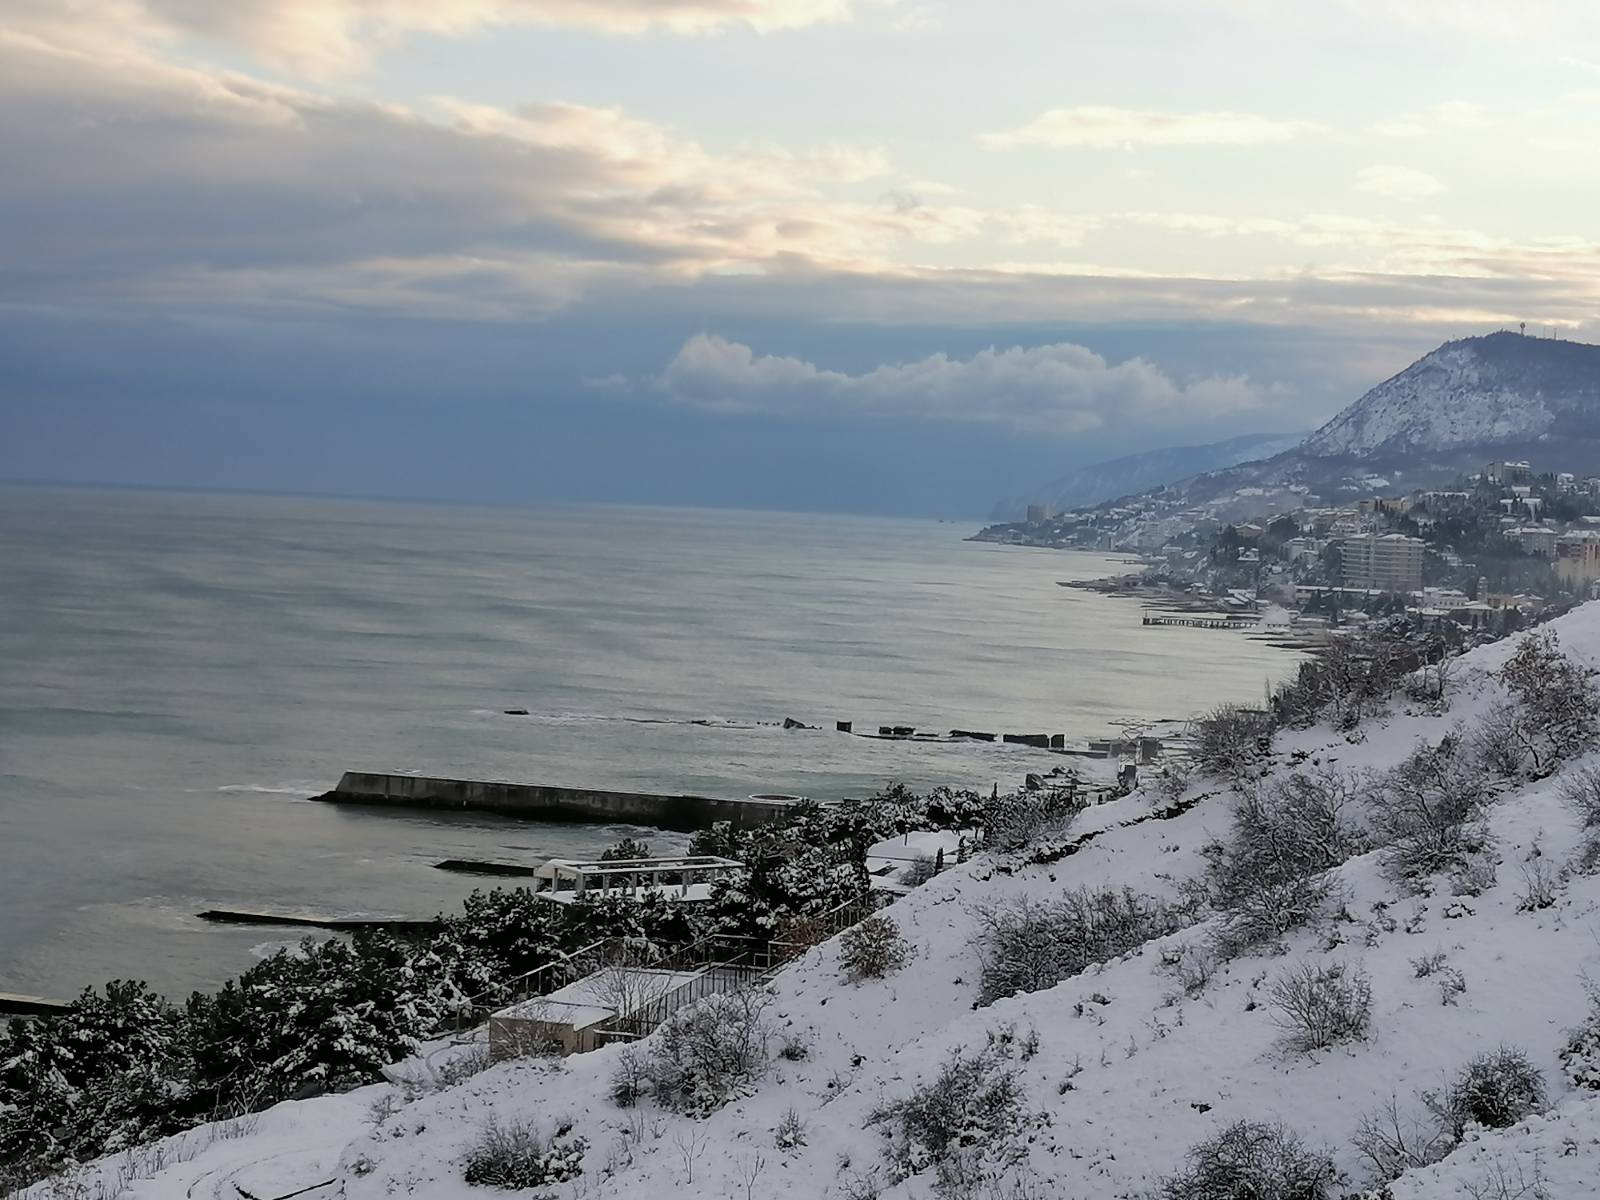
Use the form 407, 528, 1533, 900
311, 772, 797, 832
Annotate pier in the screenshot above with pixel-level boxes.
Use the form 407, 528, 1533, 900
311, 772, 798, 831
196, 909, 442, 933
0, 992, 72, 1018
1142, 614, 1258, 630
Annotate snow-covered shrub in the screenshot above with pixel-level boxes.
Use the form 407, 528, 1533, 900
1427, 1047, 1547, 1139
1204, 770, 1364, 958
901, 853, 940, 887
609, 1045, 648, 1108
461, 1117, 586, 1190
1270, 632, 1416, 732
839, 914, 911, 982
1366, 735, 1493, 886
1558, 979, 1600, 1091
0, 979, 186, 1184
1193, 703, 1274, 785
775, 1106, 807, 1149
1471, 702, 1530, 781
1160, 1121, 1342, 1200
1515, 856, 1558, 912
1351, 1096, 1453, 1185
982, 788, 1084, 853
974, 887, 1177, 1006
1559, 764, 1600, 874
1560, 762, 1600, 829
869, 1046, 1031, 1195
1488, 630, 1600, 779
639, 987, 772, 1115
1268, 961, 1372, 1053
1147, 757, 1196, 806
599, 837, 653, 861
1449, 852, 1499, 897
1163, 943, 1218, 999
1461, 1156, 1553, 1200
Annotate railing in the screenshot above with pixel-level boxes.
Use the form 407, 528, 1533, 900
465, 888, 895, 1047
448, 937, 618, 1031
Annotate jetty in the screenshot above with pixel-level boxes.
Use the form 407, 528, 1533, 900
433, 858, 541, 877
1141, 614, 1259, 630
0, 992, 72, 1018
196, 909, 442, 933
311, 772, 798, 831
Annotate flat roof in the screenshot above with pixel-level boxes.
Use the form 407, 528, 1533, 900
536, 882, 721, 905
494, 967, 705, 1027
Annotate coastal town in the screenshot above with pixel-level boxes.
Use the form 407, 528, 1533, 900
982, 459, 1600, 637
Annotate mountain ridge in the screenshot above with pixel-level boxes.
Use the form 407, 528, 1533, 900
990, 430, 1307, 520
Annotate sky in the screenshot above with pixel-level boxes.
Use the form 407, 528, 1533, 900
2, 0, 1598, 517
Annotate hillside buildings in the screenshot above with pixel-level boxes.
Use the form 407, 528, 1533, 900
1556, 532, 1600, 585
1339, 532, 1425, 593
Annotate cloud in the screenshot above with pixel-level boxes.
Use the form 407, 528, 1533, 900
980, 106, 1319, 151
648, 334, 1283, 434
65, 0, 864, 76
0, 25, 969, 316
1352, 164, 1446, 200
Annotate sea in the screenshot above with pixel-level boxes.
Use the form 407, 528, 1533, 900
0, 486, 1301, 1001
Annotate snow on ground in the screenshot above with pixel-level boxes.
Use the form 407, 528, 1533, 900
36, 603, 1600, 1199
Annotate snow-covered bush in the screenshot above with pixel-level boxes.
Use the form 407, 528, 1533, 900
1147, 757, 1196, 806
901, 853, 940, 887
1204, 769, 1364, 958
839, 914, 911, 982
1559, 764, 1600, 873
1427, 1047, 1547, 1139
1270, 631, 1416, 732
0, 980, 185, 1183
1487, 630, 1600, 779
974, 887, 1177, 1006
1366, 735, 1493, 886
461, 1117, 587, 1190
982, 788, 1084, 853
869, 1046, 1031, 1195
1193, 703, 1274, 785
639, 987, 772, 1115
1558, 979, 1600, 1091
1160, 1121, 1342, 1200
1351, 1097, 1453, 1185
1268, 961, 1372, 1052
775, 1106, 807, 1150
1559, 762, 1600, 829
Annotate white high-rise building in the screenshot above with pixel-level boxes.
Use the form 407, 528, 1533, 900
1339, 533, 1425, 593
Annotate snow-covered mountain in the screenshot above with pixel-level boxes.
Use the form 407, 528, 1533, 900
991, 431, 1307, 520
1060, 333, 1600, 538
45, 603, 1600, 1200
1302, 332, 1600, 460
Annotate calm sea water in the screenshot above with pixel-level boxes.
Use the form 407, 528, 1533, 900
0, 487, 1299, 999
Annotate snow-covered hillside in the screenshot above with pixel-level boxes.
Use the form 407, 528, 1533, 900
1300, 333, 1600, 459
991, 431, 1307, 521
35, 606, 1600, 1200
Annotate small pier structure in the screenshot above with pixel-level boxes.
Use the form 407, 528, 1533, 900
531, 855, 743, 905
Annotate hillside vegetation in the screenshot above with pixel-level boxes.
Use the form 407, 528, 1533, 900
25, 606, 1600, 1199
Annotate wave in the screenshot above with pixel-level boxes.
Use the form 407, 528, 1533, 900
215, 783, 324, 795
487, 708, 781, 731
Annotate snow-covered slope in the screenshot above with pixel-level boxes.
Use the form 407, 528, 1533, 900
991, 431, 1307, 521
39, 605, 1600, 1200
1302, 333, 1600, 459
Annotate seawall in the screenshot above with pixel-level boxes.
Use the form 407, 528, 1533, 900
311, 772, 796, 832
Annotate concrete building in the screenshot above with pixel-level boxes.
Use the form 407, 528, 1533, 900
1509, 526, 1558, 556
1339, 533, 1425, 593
1487, 460, 1533, 485
1556, 532, 1600, 586
1025, 503, 1052, 525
